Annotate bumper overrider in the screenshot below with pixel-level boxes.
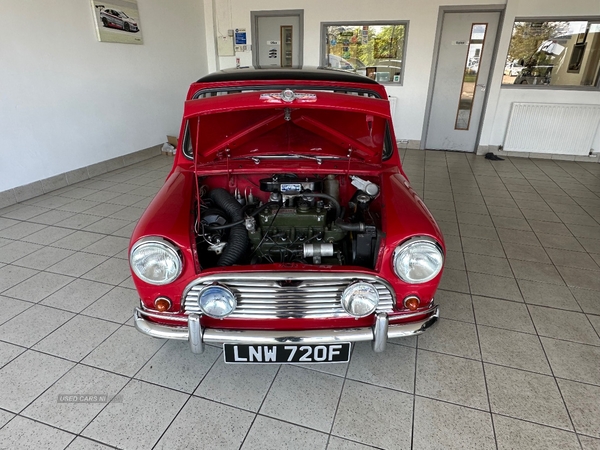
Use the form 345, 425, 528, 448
133, 304, 439, 354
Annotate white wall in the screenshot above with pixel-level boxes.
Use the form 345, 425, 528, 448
480, 0, 600, 152
211, 0, 501, 143
0, 0, 208, 192
209, 0, 600, 151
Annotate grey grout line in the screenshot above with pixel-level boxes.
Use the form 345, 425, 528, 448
409, 335, 419, 450
74, 337, 171, 448
324, 375, 346, 447
449, 152, 499, 450
147, 353, 220, 449
0, 415, 83, 448
0, 298, 37, 329
498, 159, 600, 342
0, 264, 135, 317
237, 364, 282, 449
1, 152, 600, 448
481, 156, 585, 448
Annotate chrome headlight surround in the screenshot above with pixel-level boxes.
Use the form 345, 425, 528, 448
129, 237, 183, 285
340, 281, 380, 317
197, 284, 237, 319
392, 236, 444, 284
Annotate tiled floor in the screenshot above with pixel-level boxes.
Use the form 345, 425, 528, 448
0, 150, 599, 449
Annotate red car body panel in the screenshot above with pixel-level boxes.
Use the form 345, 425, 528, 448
129, 68, 444, 349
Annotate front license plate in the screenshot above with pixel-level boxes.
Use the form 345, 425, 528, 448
223, 343, 351, 364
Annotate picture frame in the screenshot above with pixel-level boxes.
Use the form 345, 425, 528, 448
91, 0, 143, 45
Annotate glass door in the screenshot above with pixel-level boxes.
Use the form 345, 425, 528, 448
281, 26, 293, 67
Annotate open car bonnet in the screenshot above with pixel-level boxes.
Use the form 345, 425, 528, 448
183, 89, 392, 165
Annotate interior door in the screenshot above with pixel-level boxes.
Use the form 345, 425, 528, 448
425, 12, 500, 151
255, 15, 300, 68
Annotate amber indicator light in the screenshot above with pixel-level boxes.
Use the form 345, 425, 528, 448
154, 297, 171, 312
404, 296, 420, 311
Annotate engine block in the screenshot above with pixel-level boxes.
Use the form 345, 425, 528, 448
247, 203, 346, 259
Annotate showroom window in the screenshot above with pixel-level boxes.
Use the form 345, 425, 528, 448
502, 19, 600, 88
321, 22, 408, 84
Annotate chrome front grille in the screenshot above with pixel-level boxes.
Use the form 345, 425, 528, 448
182, 272, 395, 319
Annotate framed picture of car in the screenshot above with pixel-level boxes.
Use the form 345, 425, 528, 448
91, 0, 143, 45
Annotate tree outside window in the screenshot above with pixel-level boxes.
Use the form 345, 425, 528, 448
323, 23, 407, 84
503, 20, 600, 87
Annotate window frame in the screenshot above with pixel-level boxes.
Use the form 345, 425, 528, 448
501, 16, 600, 91
320, 20, 410, 86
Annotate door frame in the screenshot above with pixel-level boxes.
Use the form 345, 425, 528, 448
421, 5, 505, 151
251, 9, 304, 68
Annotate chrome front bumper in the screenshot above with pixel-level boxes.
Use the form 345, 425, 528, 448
133, 305, 439, 354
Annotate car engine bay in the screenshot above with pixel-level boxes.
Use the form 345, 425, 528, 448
194, 173, 383, 269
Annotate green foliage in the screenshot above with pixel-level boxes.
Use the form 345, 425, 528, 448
326, 24, 405, 68
507, 22, 558, 63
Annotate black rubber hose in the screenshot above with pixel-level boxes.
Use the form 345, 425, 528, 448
209, 188, 249, 266
205, 201, 281, 230
335, 219, 366, 232
300, 193, 342, 218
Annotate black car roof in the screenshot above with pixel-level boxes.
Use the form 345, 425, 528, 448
196, 66, 378, 85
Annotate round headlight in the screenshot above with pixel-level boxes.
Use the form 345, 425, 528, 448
198, 284, 236, 318
341, 282, 379, 317
130, 237, 182, 285
393, 237, 444, 283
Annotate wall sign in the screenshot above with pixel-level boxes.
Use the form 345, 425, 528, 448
235, 28, 247, 45
267, 40, 280, 45
452, 40, 468, 45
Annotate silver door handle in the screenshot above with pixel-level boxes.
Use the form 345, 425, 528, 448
476, 84, 486, 91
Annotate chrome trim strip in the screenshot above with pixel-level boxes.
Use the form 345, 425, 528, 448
182, 272, 396, 319
134, 310, 189, 340
188, 314, 204, 354
136, 307, 188, 323
133, 306, 439, 352
136, 303, 437, 324
388, 306, 439, 338
182, 271, 396, 297
388, 304, 438, 321
372, 312, 388, 353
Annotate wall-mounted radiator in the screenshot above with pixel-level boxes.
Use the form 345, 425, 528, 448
503, 102, 600, 156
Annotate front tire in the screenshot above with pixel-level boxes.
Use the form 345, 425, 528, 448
124, 23, 130, 32
102, 18, 108, 27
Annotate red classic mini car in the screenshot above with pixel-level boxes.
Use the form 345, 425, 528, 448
130, 68, 444, 363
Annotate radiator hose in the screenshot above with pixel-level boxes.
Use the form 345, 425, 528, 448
209, 188, 249, 266
335, 219, 366, 232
